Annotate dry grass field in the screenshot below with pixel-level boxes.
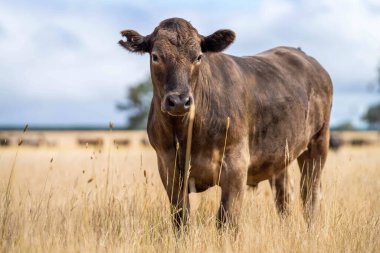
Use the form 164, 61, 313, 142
0, 130, 379, 252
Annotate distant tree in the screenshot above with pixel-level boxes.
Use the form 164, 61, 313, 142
362, 61, 380, 130
363, 104, 380, 129
117, 76, 153, 129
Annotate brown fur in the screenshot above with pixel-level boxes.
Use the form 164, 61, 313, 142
119, 18, 333, 231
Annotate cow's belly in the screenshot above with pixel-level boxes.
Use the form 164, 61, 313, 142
247, 133, 309, 186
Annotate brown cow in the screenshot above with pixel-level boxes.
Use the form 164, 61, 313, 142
119, 18, 333, 231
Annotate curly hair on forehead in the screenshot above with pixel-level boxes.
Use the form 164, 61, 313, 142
152, 18, 200, 47
158, 17, 196, 32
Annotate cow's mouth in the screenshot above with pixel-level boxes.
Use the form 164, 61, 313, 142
160, 105, 189, 117
166, 111, 188, 117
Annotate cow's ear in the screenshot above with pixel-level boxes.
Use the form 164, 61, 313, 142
201, 29, 235, 53
119, 30, 150, 54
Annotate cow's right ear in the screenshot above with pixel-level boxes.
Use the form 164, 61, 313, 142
119, 30, 150, 54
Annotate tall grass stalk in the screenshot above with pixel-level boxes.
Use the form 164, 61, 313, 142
182, 105, 195, 227
170, 141, 179, 204
217, 117, 230, 187
104, 122, 113, 201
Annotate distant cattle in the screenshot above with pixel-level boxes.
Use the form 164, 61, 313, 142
113, 139, 131, 147
77, 138, 103, 147
0, 138, 10, 146
350, 138, 372, 146
329, 134, 344, 151
120, 18, 333, 231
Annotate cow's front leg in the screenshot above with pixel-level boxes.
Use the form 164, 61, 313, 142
217, 145, 249, 230
157, 154, 190, 234
168, 172, 190, 234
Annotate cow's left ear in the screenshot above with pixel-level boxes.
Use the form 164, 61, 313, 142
119, 30, 150, 54
201, 29, 235, 53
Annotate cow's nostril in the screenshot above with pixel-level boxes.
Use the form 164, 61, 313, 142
185, 98, 191, 107
167, 97, 176, 107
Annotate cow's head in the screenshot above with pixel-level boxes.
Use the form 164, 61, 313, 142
119, 18, 235, 116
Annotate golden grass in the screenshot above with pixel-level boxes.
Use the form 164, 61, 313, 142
0, 130, 379, 252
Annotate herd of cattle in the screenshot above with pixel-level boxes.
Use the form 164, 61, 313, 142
328, 133, 377, 151
0, 134, 150, 148
0, 132, 377, 150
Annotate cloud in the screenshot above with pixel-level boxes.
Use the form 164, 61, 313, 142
33, 24, 83, 52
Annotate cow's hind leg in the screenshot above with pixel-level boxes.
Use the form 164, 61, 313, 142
269, 168, 294, 217
297, 124, 329, 223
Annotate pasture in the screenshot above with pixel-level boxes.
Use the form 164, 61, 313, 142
0, 130, 379, 252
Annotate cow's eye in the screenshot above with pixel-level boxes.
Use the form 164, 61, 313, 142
194, 54, 202, 63
152, 53, 159, 63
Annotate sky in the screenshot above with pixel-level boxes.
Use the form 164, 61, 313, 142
0, 0, 380, 128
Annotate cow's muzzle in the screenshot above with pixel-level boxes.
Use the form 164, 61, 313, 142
161, 92, 193, 116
